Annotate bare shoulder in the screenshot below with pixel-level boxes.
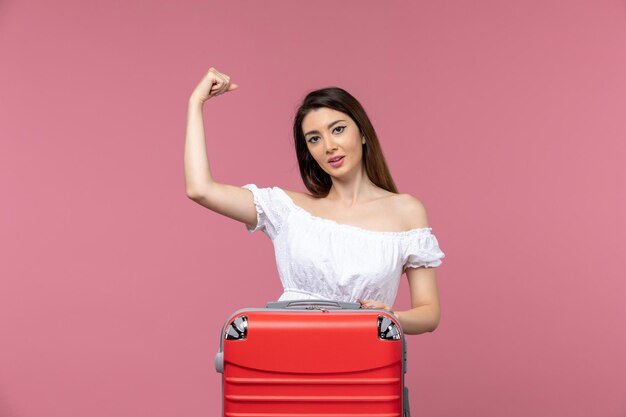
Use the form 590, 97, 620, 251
395, 193, 430, 229
279, 188, 311, 205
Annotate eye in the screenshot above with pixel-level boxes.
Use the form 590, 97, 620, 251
307, 126, 347, 143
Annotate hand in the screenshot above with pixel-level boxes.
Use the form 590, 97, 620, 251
357, 298, 395, 315
190, 67, 238, 104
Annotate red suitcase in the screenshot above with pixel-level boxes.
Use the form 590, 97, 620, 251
215, 299, 411, 416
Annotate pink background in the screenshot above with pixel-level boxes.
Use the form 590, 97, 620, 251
2, 0, 625, 416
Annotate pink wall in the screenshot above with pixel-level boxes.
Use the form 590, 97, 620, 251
2, 0, 625, 416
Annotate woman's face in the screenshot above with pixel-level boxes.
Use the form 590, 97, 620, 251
301, 107, 365, 177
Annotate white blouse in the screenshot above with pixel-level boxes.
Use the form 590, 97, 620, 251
242, 184, 445, 307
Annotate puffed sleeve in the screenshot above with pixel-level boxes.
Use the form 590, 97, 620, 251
402, 228, 445, 270
241, 184, 289, 240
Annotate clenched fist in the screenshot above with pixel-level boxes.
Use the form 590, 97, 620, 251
190, 67, 238, 104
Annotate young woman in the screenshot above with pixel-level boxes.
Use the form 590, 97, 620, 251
184, 67, 445, 335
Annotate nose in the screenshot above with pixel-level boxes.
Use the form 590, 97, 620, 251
324, 136, 338, 153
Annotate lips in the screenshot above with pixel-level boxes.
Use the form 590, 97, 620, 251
327, 155, 345, 163
328, 155, 345, 168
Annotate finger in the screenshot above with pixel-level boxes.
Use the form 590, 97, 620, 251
209, 80, 222, 96
215, 78, 227, 95
222, 78, 233, 94
210, 82, 222, 96
222, 80, 233, 93
217, 74, 229, 94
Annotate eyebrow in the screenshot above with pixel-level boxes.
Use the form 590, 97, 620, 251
304, 119, 347, 137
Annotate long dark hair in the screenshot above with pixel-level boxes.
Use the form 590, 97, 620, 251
292, 87, 398, 197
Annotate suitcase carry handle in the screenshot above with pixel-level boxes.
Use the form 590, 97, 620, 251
266, 299, 361, 310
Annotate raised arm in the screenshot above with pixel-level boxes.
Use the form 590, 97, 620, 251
184, 67, 259, 229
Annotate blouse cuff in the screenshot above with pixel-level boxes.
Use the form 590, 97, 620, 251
403, 230, 445, 270
242, 184, 265, 233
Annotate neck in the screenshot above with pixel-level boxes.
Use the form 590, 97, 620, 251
326, 167, 377, 208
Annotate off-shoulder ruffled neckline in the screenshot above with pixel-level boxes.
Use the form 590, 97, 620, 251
275, 187, 433, 237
